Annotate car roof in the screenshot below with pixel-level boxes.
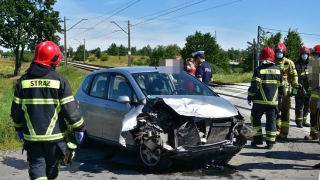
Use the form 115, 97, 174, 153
89, 66, 160, 75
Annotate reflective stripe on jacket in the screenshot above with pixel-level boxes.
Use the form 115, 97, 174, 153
248, 63, 286, 106
10, 69, 85, 142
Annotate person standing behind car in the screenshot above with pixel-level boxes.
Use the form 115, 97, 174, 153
294, 46, 311, 128
185, 58, 196, 76
10, 40, 86, 180
247, 47, 285, 149
193, 51, 213, 85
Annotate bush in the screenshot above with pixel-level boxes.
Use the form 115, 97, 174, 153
88, 57, 96, 62
101, 53, 109, 61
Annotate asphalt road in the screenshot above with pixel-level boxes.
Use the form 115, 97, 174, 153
1, 83, 320, 180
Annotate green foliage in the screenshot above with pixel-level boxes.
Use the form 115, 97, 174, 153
107, 43, 119, 56
138, 45, 152, 56
227, 48, 247, 61
261, 32, 282, 48
119, 44, 127, 56
240, 52, 255, 72
72, 44, 87, 61
132, 56, 148, 66
233, 67, 243, 73
284, 29, 303, 61
100, 53, 109, 61
0, 0, 62, 76
22, 51, 34, 62
147, 44, 181, 66
88, 57, 96, 62
94, 48, 101, 58
183, 31, 230, 73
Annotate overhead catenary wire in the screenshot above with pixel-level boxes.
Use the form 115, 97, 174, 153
261, 27, 320, 37
131, 0, 242, 27
68, 0, 141, 40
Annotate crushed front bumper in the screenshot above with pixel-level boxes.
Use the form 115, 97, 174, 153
170, 140, 237, 160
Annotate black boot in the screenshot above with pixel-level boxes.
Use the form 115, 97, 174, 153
302, 120, 310, 127
295, 120, 303, 128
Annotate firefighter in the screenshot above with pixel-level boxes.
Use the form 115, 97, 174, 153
247, 47, 285, 149
294, 46, 311, 128
304, 44, 320, 141
10, 41, 86, 180
274, 42, 299, 140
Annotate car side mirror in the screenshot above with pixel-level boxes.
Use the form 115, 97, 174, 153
117, 96, 131, 110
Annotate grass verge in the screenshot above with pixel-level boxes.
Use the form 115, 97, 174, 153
214, 72, 252, 83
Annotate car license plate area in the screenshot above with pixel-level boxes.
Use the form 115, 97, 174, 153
206, 122, 231, 144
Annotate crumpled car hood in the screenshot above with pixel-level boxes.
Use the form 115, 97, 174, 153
154, 95, 238, 118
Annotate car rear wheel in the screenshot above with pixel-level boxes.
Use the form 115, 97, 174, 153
138, 144, 172, 172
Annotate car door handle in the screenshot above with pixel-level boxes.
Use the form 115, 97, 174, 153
104, 104, 110, 110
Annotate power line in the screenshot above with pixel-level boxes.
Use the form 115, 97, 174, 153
131, 0, 241, 27
261, 27, 320, 37
131, 0, 207, 27
132, 0, 198, 20
69, 0, 140, 40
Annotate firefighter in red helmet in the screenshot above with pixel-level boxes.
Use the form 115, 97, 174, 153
10, 40, 86, 180
294, 46, 311, 128
247, 47, 285, 149
274, 42, 299, 140
305, 44, 320, 142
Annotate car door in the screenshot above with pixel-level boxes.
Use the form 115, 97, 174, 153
83, 73, 109, 139
102, 74, 139, 143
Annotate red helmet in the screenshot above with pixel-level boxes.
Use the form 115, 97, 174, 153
273, 42, 287, 56
32, 41, 63, 67
260, 47, 275, 62
299, 46, 310, 55
312, 44, 320, 55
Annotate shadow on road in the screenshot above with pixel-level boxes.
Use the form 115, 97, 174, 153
1, 156, 27, 170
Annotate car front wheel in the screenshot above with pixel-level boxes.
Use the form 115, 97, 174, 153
138, 144, 172, 172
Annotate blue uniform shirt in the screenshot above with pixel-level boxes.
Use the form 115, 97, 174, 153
196, 61, 212, 85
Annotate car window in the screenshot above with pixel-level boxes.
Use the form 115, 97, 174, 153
89, 73, 108, 98
81, 75, 94, 95
107, 74, 138, 104
132, 72, 216, 97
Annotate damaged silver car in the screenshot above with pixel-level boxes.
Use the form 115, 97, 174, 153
75, 66, 255, 171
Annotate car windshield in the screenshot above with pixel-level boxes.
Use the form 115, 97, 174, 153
132, 72, 216, 98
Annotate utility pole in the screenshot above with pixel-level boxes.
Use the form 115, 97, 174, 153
128, 20, 131, 67
64, 16, 67, 66
63, 17, 88, 66
252, 38, 256, 72
111, 20, 131, 66
256, 26, 261, 67
84, 39, 86, 63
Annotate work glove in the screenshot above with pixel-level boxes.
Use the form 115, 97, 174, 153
317, 99, 320, 109
64, 142, 77, 167
75, 131, 84, 144
291, 87, 298, 96
16, 131, 24, 140
247, 99, 252, 106
278, 97, 282, 104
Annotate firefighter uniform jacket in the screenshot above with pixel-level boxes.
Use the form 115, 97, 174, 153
247, 63, 286, 106
295, 59, 310, 94
275, 57, 299, 92
11, 64, 85, 142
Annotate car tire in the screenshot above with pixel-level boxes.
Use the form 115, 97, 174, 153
137, 143, 172, 172
75, 130, 91, 148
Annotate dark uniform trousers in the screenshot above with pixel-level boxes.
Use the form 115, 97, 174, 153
295, 94, 311, 123
25, 141, 66, 180
251, 104, 277, 144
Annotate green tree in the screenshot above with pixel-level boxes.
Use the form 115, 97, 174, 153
68, 46, 74, 58
0, 0, 62, 76
261, 32, 282, 48
73, 44, 87, 61
119, 44, 126, 56
183, 31, 229, 73
284, 29, 302, 61
139, 45, 152, 56
147, 44, 181, 66
107, 43, 118, 56
94, 47, 101, 59
131, 46, 137, 55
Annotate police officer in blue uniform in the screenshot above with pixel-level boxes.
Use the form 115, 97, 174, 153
193, 51, 213, 85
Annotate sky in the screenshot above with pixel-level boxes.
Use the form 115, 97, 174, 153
2, 0, 320, 52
